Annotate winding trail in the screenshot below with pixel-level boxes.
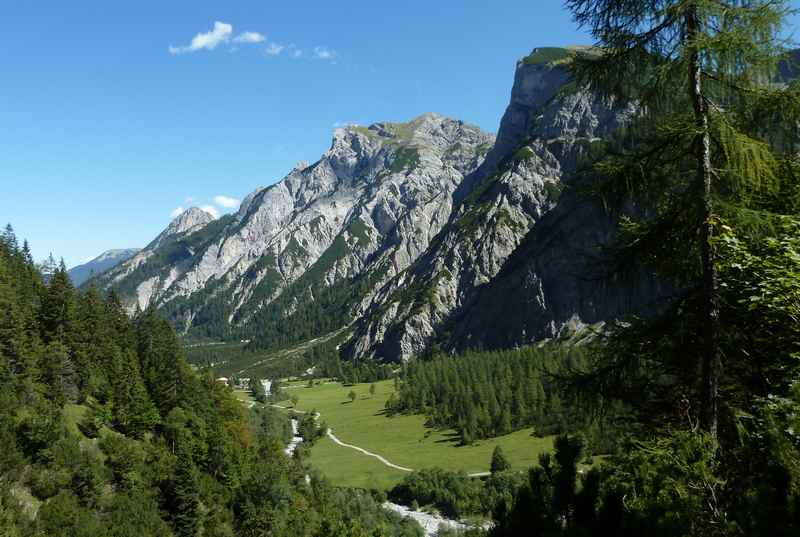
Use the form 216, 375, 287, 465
271, 404, 491, 477
325, 429, 414, 472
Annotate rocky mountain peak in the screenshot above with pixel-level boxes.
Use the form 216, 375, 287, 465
93, 248, 140, 262
347, 113, 488, 149
148, 207, 215, 250
97, 112, 493, 330
344, 46, 641, 361
170, 207, 216, 231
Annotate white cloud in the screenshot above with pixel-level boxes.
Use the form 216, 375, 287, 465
286, 44, 303, 58
169, 21, 233, 55
214, 195, 240, 209
233, 31, 265, 44
169, 26, 340, 64
313, 46, 337, 60
333, 121, 359, 128
265, 42, 285, 56
170, 206, 185, 218
199, 205, 220, 219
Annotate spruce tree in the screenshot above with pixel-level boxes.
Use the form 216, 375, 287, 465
40, 262, 76, 346
172, 443, 200, 537
490, 445, 511, 474
566, 0, 797, 437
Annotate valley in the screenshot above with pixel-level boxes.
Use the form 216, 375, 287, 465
3, 1, 800, 534
277, 379, 553, 489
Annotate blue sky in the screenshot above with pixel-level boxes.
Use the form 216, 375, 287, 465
0, 1, 594, 267
2, 2, 795, 267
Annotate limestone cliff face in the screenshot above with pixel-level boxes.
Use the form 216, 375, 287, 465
344, 49, 643, 361
95, 114, 493, 336
96, 46, 667, 359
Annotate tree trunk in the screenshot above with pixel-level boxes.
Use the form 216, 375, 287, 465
686, 5, 719, 439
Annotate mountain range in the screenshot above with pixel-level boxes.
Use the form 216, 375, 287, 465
68, 248, 140, 286
87, 46, 675, 360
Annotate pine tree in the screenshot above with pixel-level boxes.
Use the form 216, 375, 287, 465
135, 308, 186, 415
1, 225, 17, 253
40, 340, 69, 405
172, 444, 200, 537
490, 445, 511, 474
566, 0, 797, 437
40, 263, 76, 346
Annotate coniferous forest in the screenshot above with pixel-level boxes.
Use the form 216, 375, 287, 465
0, 228, 422, 536
387, 346, 622, 449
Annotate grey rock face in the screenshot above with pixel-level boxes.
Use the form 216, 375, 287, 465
98, 114, 493, 333
344, 50, 641, 361
152, 208, 215, 249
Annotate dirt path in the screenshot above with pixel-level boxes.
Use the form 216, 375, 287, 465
325, 429, 414, 472
272, 404, 491, 477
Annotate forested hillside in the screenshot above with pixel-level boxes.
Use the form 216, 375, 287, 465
387, 345, 621, 449
0, 226, 422, 536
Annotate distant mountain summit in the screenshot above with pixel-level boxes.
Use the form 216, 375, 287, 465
68, 248, 140, 286
149, 207, 216, 250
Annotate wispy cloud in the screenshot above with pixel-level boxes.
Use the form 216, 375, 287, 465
265, 42, 285, 56
199, 205, 220, 219
214, 195, 240, 209
170, 206, 186, 218
313, 46, 337, 61
233, 31, 265, 44
169, 21, 233, 55
286, 44, 303, 59
169, 25, 340, 63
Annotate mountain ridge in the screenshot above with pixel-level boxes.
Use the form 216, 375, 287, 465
93, 113, 494, 344
68, 248, 140, 286
94, 45, 733, 361
343, 47, 645, 361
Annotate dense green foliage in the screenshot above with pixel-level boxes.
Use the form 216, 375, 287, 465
240, 247, 386, 351
387, 345, 620, 450
389, 467, 525, 519
567, 0, 800, 435
0, 227, 423, 536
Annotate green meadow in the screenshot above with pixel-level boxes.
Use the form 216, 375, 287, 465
288, 379, 554, 489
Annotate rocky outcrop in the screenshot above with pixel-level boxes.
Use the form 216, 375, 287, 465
96, 113, 493, 338
344, 48, 643, 361
151, 207, 215, 249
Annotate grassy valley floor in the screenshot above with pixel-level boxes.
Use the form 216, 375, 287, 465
285, 379, 554, 489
